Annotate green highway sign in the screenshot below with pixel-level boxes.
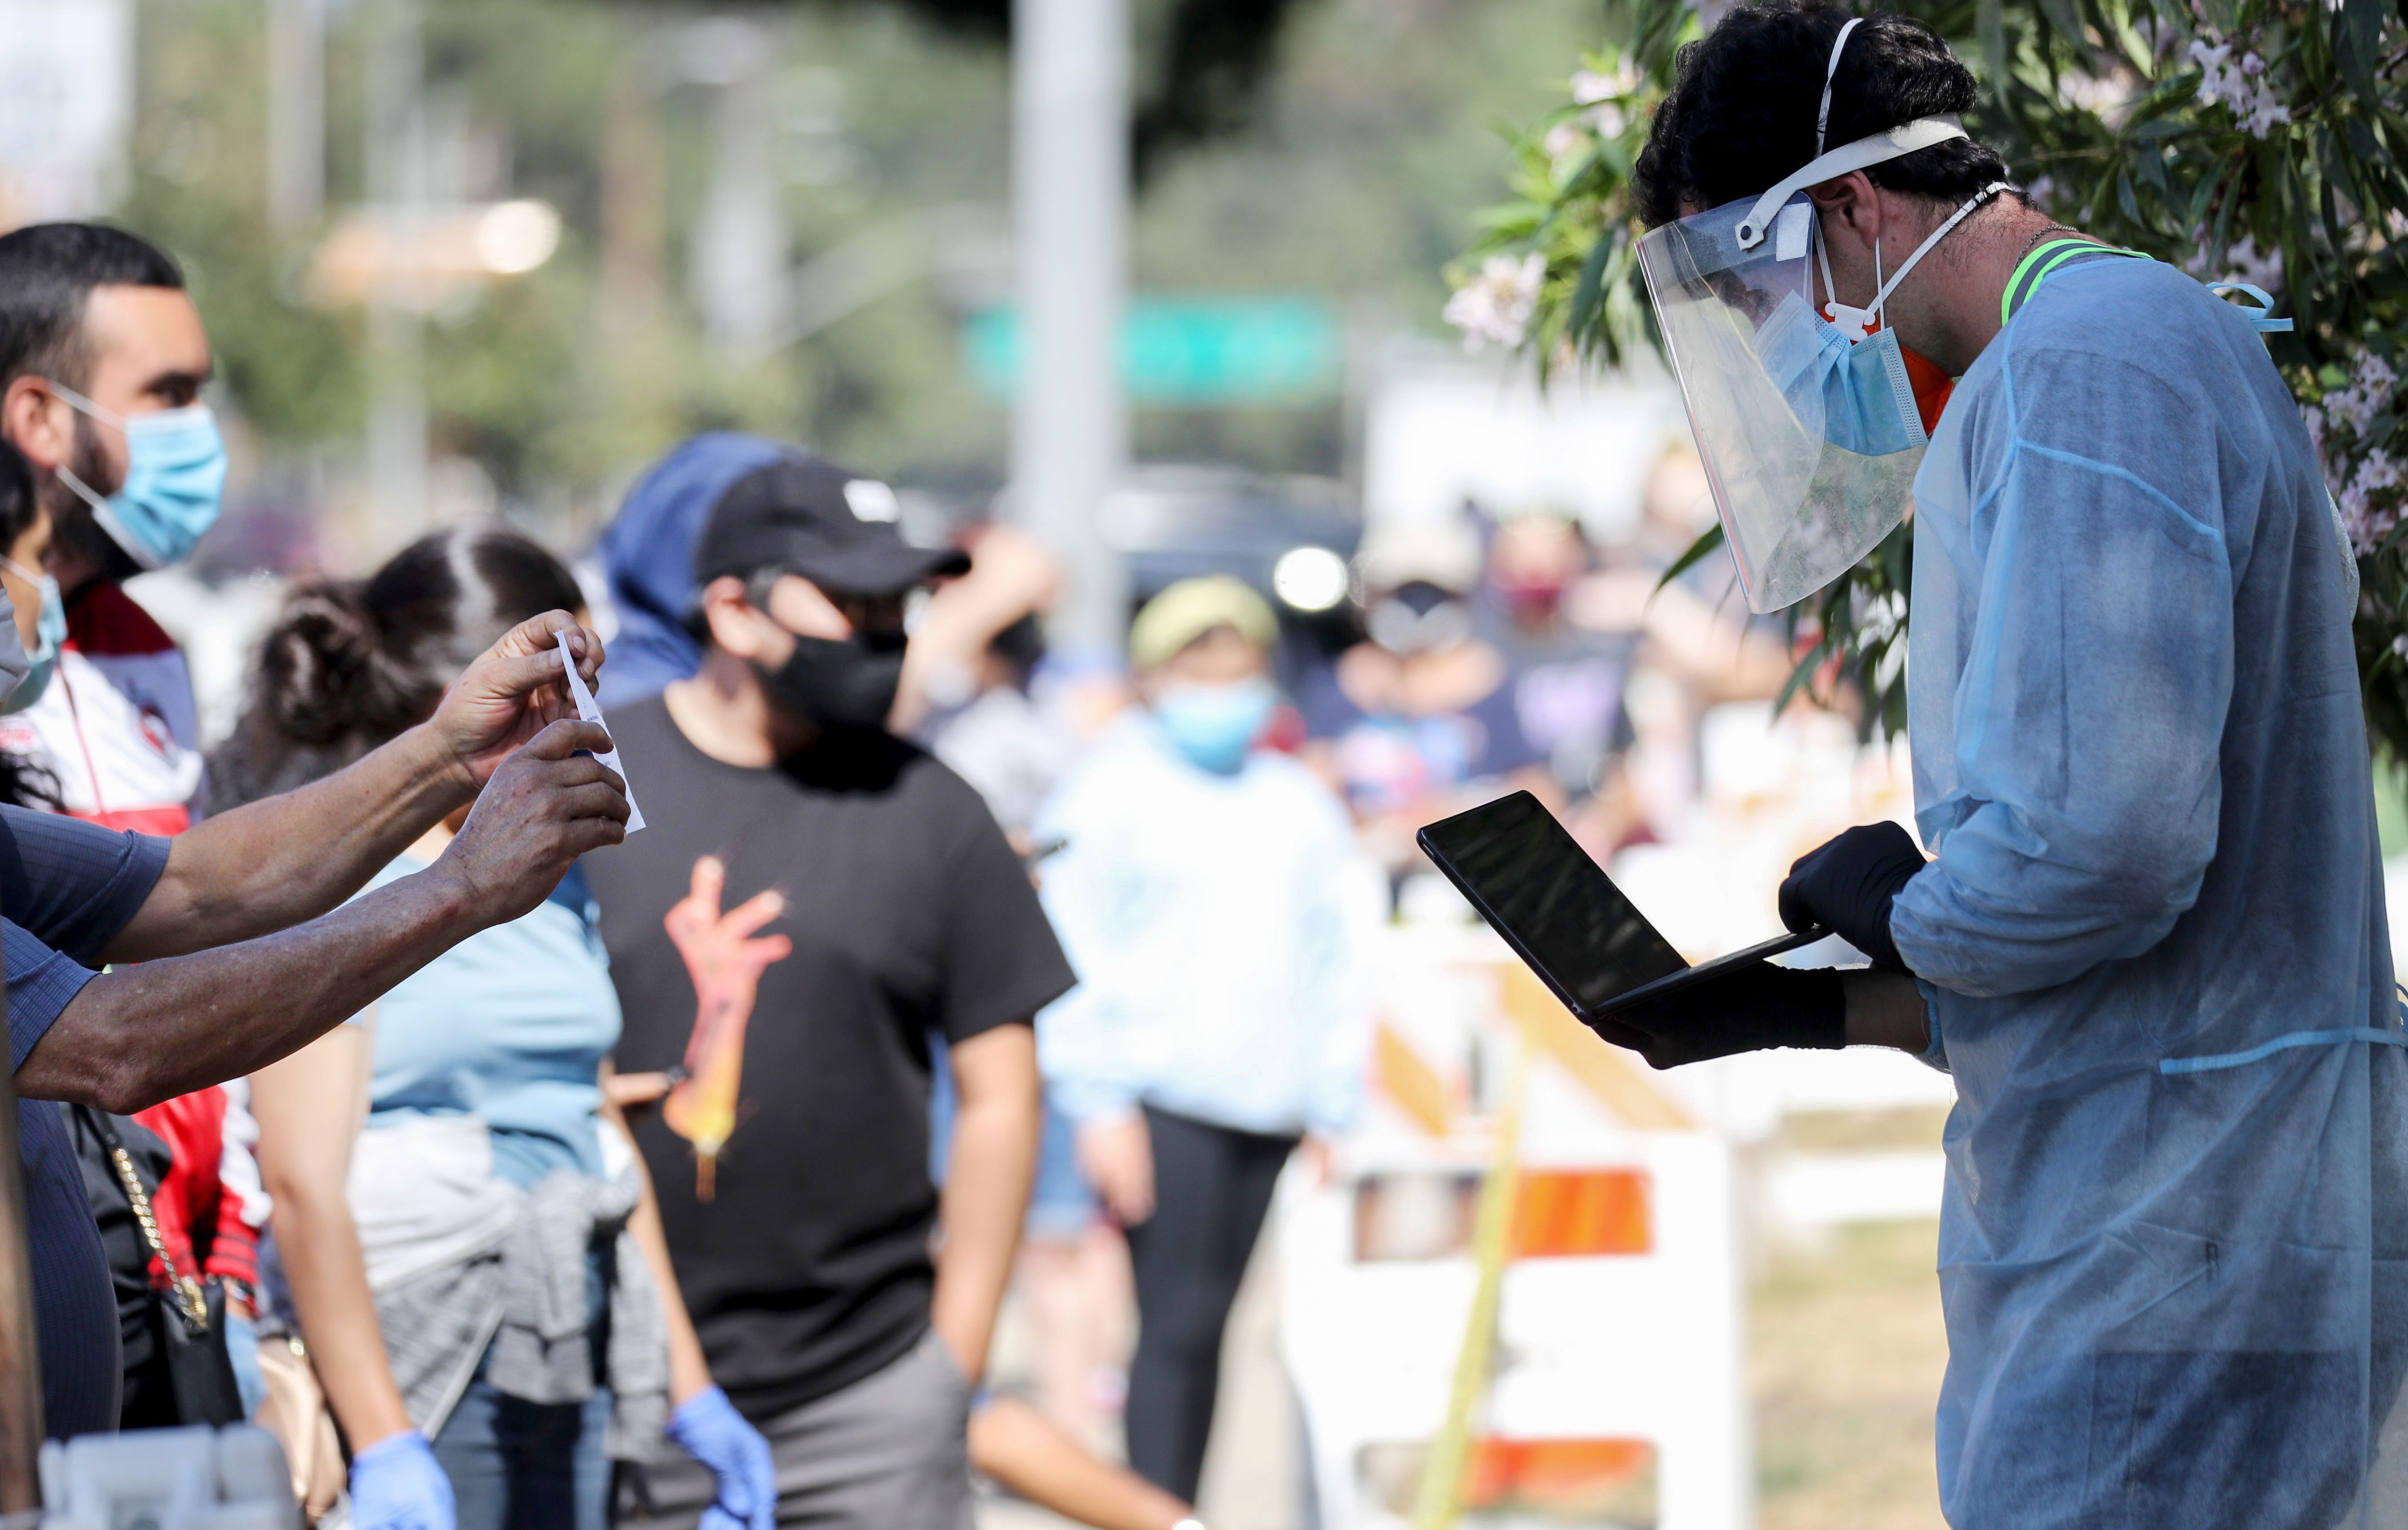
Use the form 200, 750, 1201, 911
964, 297, 1341, 405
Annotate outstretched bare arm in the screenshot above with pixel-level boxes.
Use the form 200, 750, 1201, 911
21, 717, 630, 1113
104, 612, 604, 963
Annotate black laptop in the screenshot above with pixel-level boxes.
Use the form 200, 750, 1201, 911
1417, 790, 1827, 1021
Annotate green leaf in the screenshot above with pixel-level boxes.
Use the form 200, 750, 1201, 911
1567, 229, 1616, 342
1980, 0, 2011, 102
2336, 0, 2385, 111
1656, 522, 1726, 592
1772, 639, 1832, 717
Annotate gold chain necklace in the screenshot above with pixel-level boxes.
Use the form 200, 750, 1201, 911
2012, 221, 2082, 264
105, 1140, 211, 1327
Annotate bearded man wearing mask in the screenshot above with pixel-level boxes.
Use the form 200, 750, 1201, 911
0, 224, 223, 835
580, 459, 1070, 1530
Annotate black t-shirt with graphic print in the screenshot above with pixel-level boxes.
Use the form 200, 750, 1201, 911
581, 695, 1073, 1421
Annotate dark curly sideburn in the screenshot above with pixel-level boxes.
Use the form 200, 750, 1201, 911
209, 525, 583, 812
1635, 1, 2012, 229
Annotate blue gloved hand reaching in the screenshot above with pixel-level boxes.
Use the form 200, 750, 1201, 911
666, 1386, 777, 1530
349, 1430, 455, 1530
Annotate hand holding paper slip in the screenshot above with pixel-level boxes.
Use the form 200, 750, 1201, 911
558, 630, 646, 833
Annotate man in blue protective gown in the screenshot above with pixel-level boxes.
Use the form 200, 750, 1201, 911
1598, 5, 2408, 1526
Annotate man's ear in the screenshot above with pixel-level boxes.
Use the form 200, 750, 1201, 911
699, 576, 768, 660
1, 377, 71, 474
1807, 170, 1886, 251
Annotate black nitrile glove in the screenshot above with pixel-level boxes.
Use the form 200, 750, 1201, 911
1591, 961, 1846, 1070
1778, 821, 1926, 972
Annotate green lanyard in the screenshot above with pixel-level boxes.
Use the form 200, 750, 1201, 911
2000, 236, 2295, 334
1999, 237, 2151, 326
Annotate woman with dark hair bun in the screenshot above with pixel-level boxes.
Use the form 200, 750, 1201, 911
212, 527, 594, 810
232, 527, 773, 1530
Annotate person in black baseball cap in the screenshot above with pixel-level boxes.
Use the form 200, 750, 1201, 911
685, 456, 969, 740
583, 452, 1067, 1530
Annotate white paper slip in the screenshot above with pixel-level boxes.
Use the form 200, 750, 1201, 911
557, 631, 646, 833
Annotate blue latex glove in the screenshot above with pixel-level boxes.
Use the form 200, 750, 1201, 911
349, 1430, 455, 1530
666, 1387, 777, 1530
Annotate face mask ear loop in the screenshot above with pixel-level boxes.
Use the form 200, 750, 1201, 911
1863, 180, 2013, 317
1820, 222, 1884, 338
1814, 215, 1837, 311
1813, 17, 1870, 331
50, 464, 113, 518
36, 379, 125, 432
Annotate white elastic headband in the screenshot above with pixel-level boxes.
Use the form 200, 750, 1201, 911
1736, 116, 1970, 250
1815, 17, 1863, 156
1737, 11, 1972, 251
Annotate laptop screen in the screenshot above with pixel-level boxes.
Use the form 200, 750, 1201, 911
1418, 791, 1687, 1018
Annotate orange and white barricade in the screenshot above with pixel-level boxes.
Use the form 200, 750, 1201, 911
1280, 924, 1750, 1530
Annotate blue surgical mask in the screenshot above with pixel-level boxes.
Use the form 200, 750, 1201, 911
0, 557, 64, 713
1153, 678, 1277, 775
45, 381, 228, 569
1754, 289, 1926, 458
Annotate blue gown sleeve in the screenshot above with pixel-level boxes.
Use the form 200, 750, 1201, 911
1891, 354, 2235, 998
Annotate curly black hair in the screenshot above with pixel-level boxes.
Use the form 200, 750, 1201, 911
1635, 1, 2010, 229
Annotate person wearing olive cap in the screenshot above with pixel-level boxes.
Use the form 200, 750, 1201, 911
582, 457, 1071, 1530
1035, 576, 1370, 1503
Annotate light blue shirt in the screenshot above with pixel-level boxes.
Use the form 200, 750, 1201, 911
1034, 716, 1369, 1137
354, 857, 623, 1187
1893, 253, 2402, 1526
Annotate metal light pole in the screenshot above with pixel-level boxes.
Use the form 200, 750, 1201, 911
688, 16, 793, 359
1011, 0, 1130, 653
363, 0, 430, 549
267, 0, 325, 235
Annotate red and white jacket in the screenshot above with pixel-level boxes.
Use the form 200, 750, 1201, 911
130, 1086, 261, 1294
1, 583, 265, 1290
0, 581, 206, 834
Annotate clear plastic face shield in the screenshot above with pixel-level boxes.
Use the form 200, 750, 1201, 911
1636, 17, 2005, 612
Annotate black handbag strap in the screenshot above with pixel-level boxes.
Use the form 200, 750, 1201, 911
77, 1106, 211, 1332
